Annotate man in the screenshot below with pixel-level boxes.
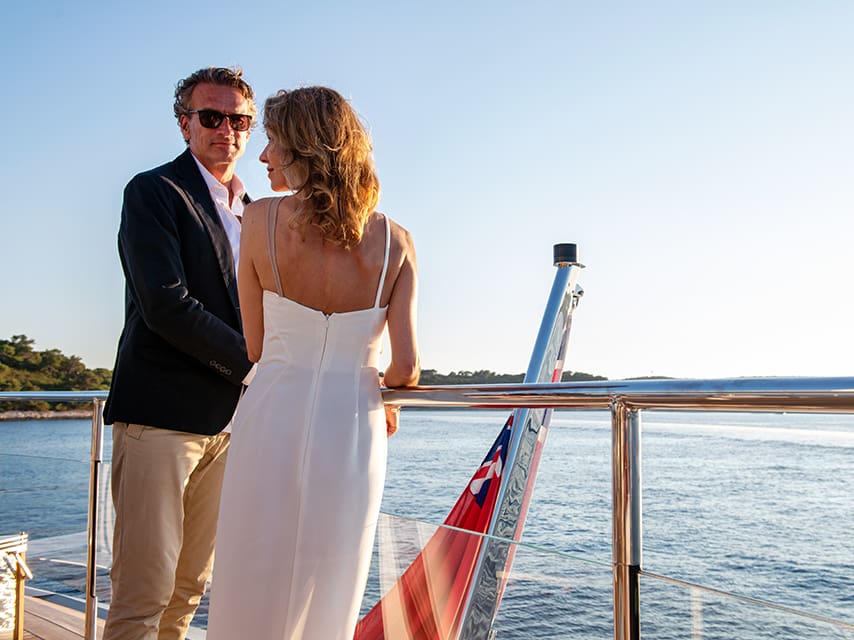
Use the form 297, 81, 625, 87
103, 67, 256, 640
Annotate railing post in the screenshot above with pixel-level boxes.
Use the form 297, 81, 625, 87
84, 398, 105, 640
611, 399, 641, 640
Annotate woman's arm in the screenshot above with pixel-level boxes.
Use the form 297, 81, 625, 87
238, 202, 266, 362
383, 228, 420, 388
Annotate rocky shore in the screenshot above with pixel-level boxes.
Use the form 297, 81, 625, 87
0, 409, 93, 421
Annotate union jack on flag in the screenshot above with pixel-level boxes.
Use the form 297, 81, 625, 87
468, 421, 509, 507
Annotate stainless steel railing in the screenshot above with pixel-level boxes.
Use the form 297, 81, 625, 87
3, 376, 854, 639
380, 376, 854, 412
382, 376, 854, 639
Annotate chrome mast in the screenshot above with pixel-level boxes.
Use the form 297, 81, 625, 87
458, 244, 585, 638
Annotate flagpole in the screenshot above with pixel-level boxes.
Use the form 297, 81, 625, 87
458, 244, 584, 638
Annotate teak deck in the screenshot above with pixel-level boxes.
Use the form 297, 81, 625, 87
12, 596, 102, 640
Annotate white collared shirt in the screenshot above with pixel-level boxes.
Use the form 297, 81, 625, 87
190, 154, 257, 427
191, 153, 246, 275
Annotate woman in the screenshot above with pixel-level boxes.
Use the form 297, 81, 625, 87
206, 87, 419, 639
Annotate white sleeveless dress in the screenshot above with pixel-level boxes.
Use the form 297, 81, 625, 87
207, 198, 390, 640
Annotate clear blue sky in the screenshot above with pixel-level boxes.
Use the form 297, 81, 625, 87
2, 1, 852, 380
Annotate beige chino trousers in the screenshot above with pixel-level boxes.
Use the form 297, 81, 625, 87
103, 422, 229, 640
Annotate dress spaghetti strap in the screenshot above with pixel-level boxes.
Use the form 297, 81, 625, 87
374, 215, 391, 309
266, 197, 285, 296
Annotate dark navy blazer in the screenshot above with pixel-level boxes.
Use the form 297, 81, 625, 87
104, 149, 253, 435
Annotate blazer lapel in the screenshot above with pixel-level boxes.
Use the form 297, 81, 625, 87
172, 150, 241, 311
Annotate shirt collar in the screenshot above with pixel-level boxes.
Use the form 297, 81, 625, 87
190, 153, 246, 205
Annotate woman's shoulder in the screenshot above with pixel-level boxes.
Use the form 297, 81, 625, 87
391, 219, 415, 259
374, 211, 413, 245
372, 212, 415, 269
244, 195, 280, 214
243, 195, 298, 224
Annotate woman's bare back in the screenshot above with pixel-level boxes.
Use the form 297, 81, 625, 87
253, 196, 400, 314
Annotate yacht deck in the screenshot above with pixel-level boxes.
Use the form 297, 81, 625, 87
17, 596, 101, 640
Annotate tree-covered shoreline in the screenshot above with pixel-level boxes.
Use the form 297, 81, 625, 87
418, 369, 607, 385
0, 335, 111, 412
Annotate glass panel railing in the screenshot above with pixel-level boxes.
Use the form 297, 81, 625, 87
641, 411, 854, 632
3, 408, 851, 638
0, 417, 111, 612
2, 417, 112, 640
360, 511, 614, 639
2, 455, 89, 538
640, 571, 854, 639
489, 534, 613, 638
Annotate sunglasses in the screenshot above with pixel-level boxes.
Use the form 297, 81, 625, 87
187, 109, 253, 132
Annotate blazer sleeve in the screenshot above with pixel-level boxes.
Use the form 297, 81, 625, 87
118, 171, 253, 385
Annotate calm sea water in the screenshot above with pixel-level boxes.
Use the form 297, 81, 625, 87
1, 410, 852, 638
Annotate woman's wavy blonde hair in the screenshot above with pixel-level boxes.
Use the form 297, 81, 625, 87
264, 87, 380, 248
